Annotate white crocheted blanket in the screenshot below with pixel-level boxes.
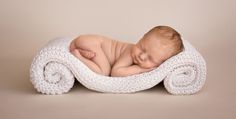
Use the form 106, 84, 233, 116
30, 37, 206, 95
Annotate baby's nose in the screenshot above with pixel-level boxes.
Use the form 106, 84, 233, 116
139, 53, 148, 61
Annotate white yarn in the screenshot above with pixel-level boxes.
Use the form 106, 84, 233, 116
30, 37, 206, 95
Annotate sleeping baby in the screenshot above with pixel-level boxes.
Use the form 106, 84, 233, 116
69, 26, 183, 77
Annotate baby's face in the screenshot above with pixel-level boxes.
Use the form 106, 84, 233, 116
131, 34, 174, 68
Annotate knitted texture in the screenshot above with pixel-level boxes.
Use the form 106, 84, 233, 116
30, 37, 206, 95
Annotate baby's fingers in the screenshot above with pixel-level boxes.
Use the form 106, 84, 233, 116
143, 67, 156, 72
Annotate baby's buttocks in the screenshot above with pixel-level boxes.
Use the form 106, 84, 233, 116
75, 34, 129, 68
72, 34, 132, 76
75, 35, 119, 66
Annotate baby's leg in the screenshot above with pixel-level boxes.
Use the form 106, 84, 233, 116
71, 49, 107, 75
71, 49, 82, 58
70, 38, 111, 76
89, 46, 111, 75
70, 40, 95, 59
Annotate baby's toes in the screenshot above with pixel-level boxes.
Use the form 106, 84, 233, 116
87, 52, 95, 58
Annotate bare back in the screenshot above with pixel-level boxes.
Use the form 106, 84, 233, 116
71, 34, 132, 75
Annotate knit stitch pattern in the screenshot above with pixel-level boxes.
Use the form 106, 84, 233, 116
30, 37, 206, 95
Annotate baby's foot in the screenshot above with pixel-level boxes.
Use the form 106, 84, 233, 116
71, 49, 82, 58
78, 49, 95, 59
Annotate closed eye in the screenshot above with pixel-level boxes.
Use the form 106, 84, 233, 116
148, 55, 156, 63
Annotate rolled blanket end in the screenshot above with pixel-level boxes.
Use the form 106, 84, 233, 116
30, 38, 207, 95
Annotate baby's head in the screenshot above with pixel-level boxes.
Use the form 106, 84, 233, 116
131, 26, 183, 68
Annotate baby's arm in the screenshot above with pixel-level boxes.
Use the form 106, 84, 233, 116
111, 47, 153, 77
111, 64, 153, 77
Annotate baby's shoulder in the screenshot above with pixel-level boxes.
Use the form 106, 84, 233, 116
111, 43, 134, 68
122, 43, 134, 53
116, 43, 134, 60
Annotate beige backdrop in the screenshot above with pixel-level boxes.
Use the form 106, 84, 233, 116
0, 0, 235, 119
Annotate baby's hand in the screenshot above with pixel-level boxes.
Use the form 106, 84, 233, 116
139, 67, 155, 73
133, 65, 155, 74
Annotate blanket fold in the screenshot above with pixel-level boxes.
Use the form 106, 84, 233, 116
30, 37, 206, 95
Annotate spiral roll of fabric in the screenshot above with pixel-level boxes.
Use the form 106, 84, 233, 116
30, 37, 206, 95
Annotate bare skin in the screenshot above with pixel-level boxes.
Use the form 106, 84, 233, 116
70, 34, 175, 77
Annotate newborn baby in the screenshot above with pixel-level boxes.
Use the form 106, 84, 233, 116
70, 26, 183, 77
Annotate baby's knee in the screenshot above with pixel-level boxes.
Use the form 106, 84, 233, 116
101, 66, 111, 76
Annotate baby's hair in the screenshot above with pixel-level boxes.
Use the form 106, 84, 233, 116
145, 25, 183, 55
